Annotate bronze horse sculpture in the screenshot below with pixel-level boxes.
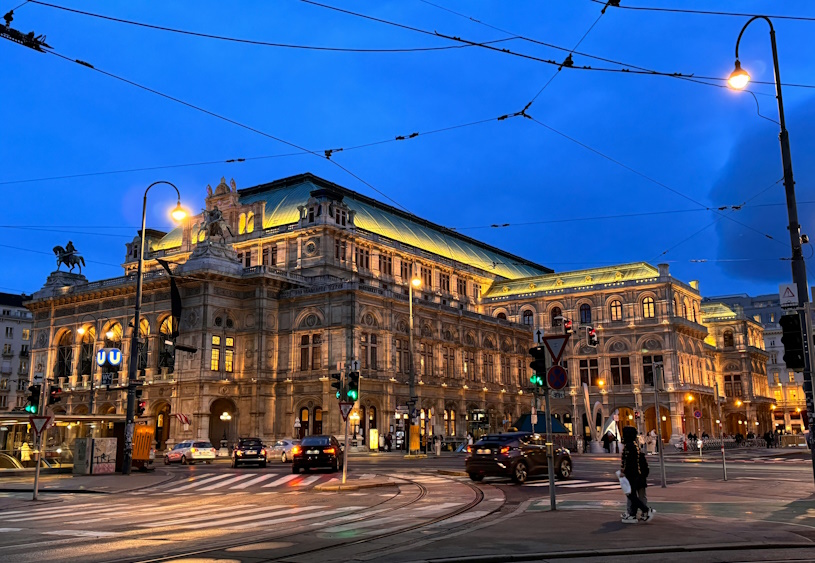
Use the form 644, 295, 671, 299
53, 244, 85, 274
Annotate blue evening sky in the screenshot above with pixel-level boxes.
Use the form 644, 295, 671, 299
2, 1, 814, 299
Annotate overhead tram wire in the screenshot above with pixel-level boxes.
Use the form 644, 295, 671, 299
27, 0, 518, 53
588, 0, 815, 22
45, 51, 415, 216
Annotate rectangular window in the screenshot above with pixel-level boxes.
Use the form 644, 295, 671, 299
483, 354, 495, 382
442, 347, 453, 378
642, 355, 664, 386
610, 357, 631, 386
500, 356, 510, 383
0, 378, 8, 390
311, 334, 321, 370
464, 351, 475, 380
4, 327, 12, 338
237, 251, 252, 267
210, 348, 220, 371
361, 334, 368, 369
355, 247, 370, 270
579, 359, 599, 387
2, 344, 11, 355
370, 335, 377, 370
421, 343, 433, 377
0, 395, 7, 408
439, 273, 450, 293
335, 208, 347, 226
400, 259, 411, 281
22, 329, 30, 340
421, 266, 432, 289
517, 358, 527, 386
381, 255, 392, 276
334, 240, 347, 261
457, 278, 467, 297
474, 284, 481, 299
224, 349, 233, 373
262, 244, 278, 266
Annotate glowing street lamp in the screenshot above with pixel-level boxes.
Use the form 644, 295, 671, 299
727, 60, 750, 89
406, 273, 422, 455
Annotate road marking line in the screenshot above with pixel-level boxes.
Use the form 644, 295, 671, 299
295, 475, 321, 487
0, 528, 22, 532
179, 505, 325, 529
357, 473, 376, 480
414, 503, 462, 511
0, 502, 101, 517
525, 479, 590, 488
226, 506, 362, 530
425, 510, 492, 527
199, 474, 257, 491
4, 505, 133, 523
141, 504, 288, 528
262, 474, 300, 488
231, 474, 278, 489
172, 474, 233, 491
559, 482, 618, 489
43, 530, 120, 537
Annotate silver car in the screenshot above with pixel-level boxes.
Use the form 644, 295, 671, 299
270, 439, 301, 462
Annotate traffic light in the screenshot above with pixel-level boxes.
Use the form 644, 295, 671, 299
347, 371, 360, 401
586, 327, 599, 347
25, 384, 41, 414
563, 319, 573, 334
529, 345, 547, 388
780, 313, 806, 371
48, 386, 62, 405
136, 401, 146, 417
331, 373, 343, 399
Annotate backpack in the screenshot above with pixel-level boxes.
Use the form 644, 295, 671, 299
639, 451, 650, 479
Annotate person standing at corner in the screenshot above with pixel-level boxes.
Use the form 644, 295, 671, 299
620, 426, 656, 524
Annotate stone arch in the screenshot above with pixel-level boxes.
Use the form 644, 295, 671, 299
724, 362, 740, 372
483, 336, 495, 349
209, 397, 237, 446
73, 404, 89, 415
603, 337, 630, 354
501, 338, 513, 353
54, 326, 75, 346
359, 307, 382, 328
464, 331, 477, 347
636, 334, 664, 353
603, 294, 626, 307
294, 308, 325, 329
492, 307, 509, 320
152, 400, 172, 451
97, 402, 116, 415
394, 316, 409, 334
211, 309, 237, 330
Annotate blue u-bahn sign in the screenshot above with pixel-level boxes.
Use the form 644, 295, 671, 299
96, 348, 122, 368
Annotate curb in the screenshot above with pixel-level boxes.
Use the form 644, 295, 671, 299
437, 470, 468, 477
313, 480, 396, 492
415, 541, 815, 563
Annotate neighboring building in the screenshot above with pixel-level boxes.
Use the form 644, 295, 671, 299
703, 293, 806, 433
0, 292, 33, 414
25, 174, 775, 453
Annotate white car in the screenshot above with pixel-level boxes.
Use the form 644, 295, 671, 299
164, 441, 217, 465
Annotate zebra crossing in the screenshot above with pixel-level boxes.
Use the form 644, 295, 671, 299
138, 471, 382, 495
523, 479, 621, 491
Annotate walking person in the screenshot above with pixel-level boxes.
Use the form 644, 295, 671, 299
620, 426, 656, 524
385, 432, 392, 452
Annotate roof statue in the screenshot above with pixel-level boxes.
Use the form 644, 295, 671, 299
53, 241, 85, 274
197, 205, 233, 244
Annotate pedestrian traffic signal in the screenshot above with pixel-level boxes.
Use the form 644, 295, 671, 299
48, 386, 62, 405
330, 373, 343, 399
530, 373, 544, 387
25, 384, 41, 413
563, 319, 573, 334
586, 327, 599, 347
136, 401, 146, 417
347, 371, 360, 401
780, 313, 806, 371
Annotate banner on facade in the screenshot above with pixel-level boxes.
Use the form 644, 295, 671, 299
173, 413, 191, 425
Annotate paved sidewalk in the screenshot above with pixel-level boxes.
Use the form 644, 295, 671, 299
0, 469, 174, 494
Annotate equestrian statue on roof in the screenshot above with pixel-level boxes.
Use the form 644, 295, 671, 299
53, 240, 85, 274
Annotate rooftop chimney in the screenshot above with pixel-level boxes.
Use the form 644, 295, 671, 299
658, 263, 670, 277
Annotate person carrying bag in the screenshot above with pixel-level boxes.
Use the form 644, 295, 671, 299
619, 426, 656, 524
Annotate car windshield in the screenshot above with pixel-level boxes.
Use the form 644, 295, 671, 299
301, 436, 330, 446
193, 441, 213, 448
476, 434, 526, 445
274, 441, 285, 447
240, 440, 262, 447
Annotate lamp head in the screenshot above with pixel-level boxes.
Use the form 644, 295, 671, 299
686, 394, 693, 402
411, 277, 421, 288
728, 60, 750, 90
171, 201, 187, 222
105, 329, 115, 340
598, 379, 605, 387
77, 327, 86, 335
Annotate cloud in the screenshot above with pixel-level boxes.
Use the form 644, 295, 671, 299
710, 96, 815, 284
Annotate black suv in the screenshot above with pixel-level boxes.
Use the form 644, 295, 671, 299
465, 432, 572, 484
292, 435, 343, 473
232, 438, 267, 468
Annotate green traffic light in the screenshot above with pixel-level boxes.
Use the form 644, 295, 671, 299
347, 390, 358, 400
335, 391, 341, 399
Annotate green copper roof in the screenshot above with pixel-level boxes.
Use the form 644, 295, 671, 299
483, 262, 661, 298
154, 173, 550, 280
701, 302, 738, 320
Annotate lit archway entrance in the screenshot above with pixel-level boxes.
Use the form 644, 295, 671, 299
644, 405, 671, 440
298, 407, 309, 439
209, 398, 237, 446
154, 402, 171, 451
313, 407, 323, 435
618, 407, 636, 430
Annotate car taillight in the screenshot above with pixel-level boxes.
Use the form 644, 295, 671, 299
236, 450, 242, 456
324, 447, 335, 454
466, 445, 472, 453
500, 446, 510, 455
261, 449, 266, 455
292, 446, 301, 455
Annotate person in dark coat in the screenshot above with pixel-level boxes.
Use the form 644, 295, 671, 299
620, 426, 655, 523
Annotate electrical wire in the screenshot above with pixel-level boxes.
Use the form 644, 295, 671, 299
0, 243, 121, 268
0, 226, 132, 238
589, 0, 815, 22
46, 50, 415, 216
28, 0, 518, 53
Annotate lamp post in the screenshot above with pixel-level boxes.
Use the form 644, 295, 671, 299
406, 273, 421, 456
597, 372, 618, 453
123, 181, 186, 475
727, 17, 815, 484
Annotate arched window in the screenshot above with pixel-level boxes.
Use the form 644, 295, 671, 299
522, 310, 534, 326
137, 318, 150, 372
673, 297, 679, 316
78, 326, 95, 376
299, 407, 310, 439
551, 307, 562, 327
55, 331, 73, 379
683, 298, 691, 320
496, 312, 507, 320
609, 300, 623, 322
158, 317, 175, 372
693, 303, 699, 323
579, 304, 591, 324
104, 323, 123, 373
642, 297, 655, 319
238, 213, 247, 235
445, 409, 456, 436
246, 212, 255, 233
723, 330, 735, 348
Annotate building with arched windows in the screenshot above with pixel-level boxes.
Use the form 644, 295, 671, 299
24, 174, 775, 452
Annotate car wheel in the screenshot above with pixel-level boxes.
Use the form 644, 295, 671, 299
163, 456, 170, 465
556, 458, 572, 479
512, 461, 528, 484
332, 461, 339, 472
281, 452, 287, 463
292, 465, 300, 474
181, 455, 188, 465
303, 466, 310, 473
468, 472, 484, 482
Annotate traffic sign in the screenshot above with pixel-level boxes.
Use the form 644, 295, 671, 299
101, 372, 113, 386
547, 365, 568, 390
534, 328, 545, 344
339, 402, 354, 420
543, 334, 570, 363
32, 373, 44, 384
693, 410, 702, 419
29, 415, 53, 435
779, 283, 799, 308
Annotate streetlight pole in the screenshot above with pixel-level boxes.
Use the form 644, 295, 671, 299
406, 274, 421, 456
728, 17, 815, 485
122, 181, 185, 475
598, 372, 618, 453
654, 363, 667, 488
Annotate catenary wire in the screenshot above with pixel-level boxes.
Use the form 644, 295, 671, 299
46, 51, 414, 215
28, 0, 518, 53
589, 0, 815, 22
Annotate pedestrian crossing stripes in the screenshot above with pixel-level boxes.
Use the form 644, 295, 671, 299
136, 472, 375, 495
524, 479, 619, 490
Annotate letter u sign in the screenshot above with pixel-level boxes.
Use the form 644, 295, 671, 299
96, 350, 107, 367
108, 349, 122, 366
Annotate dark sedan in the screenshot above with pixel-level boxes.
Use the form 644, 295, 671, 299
291, 435, 342, 473
465, 432, 572, 484
232, 438, 267, 468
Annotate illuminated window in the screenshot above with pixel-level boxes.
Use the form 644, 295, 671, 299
158, 317, 175, 372
420, 343, 433, 376
210, 335, 221, 371
246, 212, 254, 233
225, 337, 234, 373
642, 297, 655, 318
609, 300, 623, 321
79, 326, 96, 376
238, 213, 246, 234
22, 329, 30, 340
723, 330, 735, 348
55, 330, 73, 379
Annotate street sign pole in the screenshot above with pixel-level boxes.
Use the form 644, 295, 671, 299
32, 379, 49, 501
543, 370, 556, 511
655, 363, 667, 488
342, 413, 350, 485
